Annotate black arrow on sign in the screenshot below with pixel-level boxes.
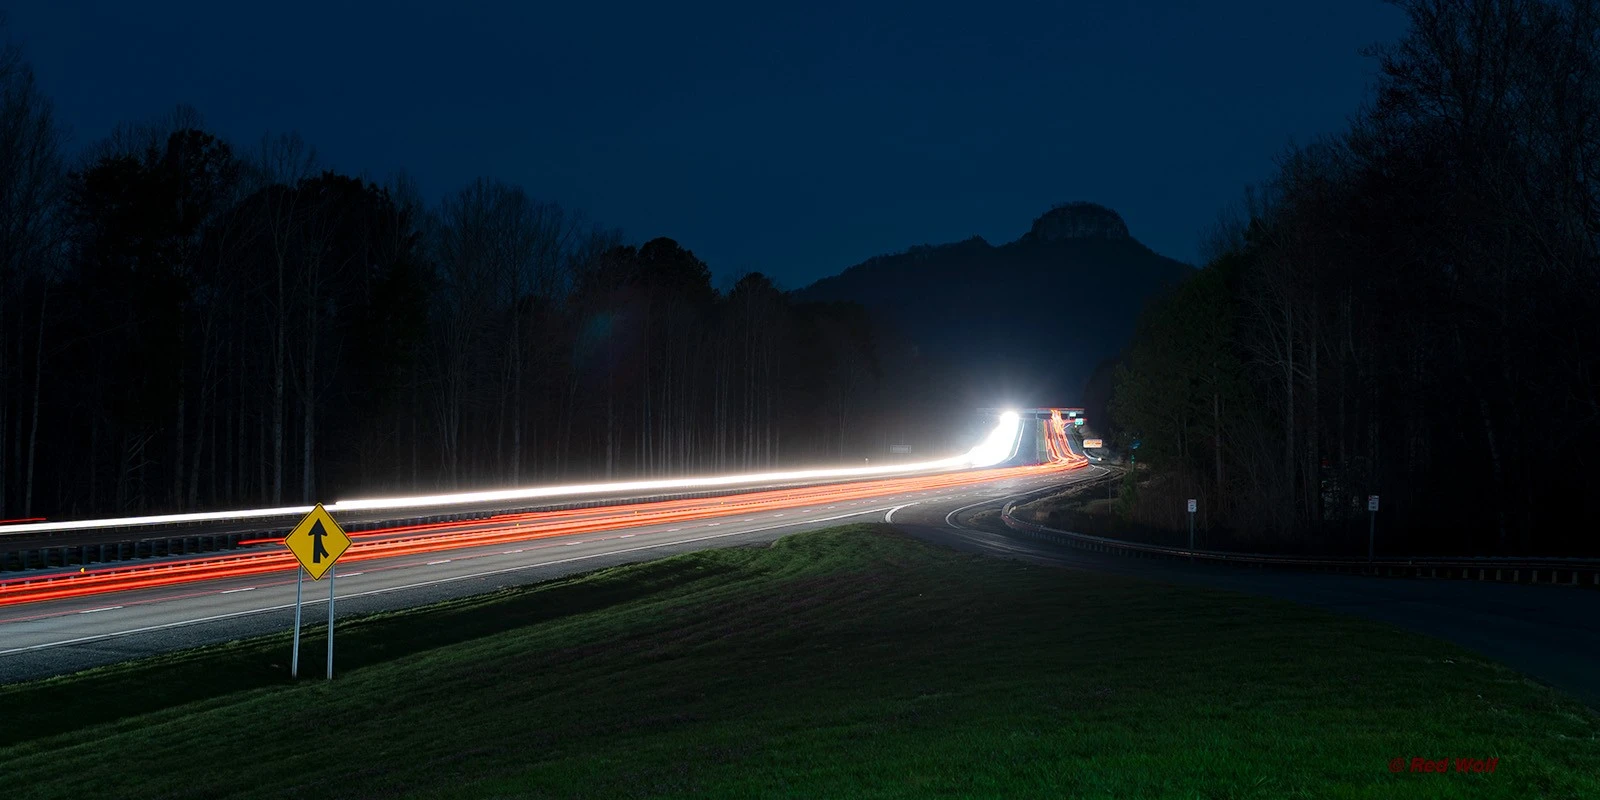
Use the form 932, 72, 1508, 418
306, 519, 330, 563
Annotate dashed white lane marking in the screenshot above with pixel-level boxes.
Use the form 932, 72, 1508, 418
427, 560, 451, 565
502, 550, 524, 554
707, 523, 720, 527
79, 606, 121, 614
618, 534, 634, 538
1, 504, 899, 658
773, 513, 785, 517
342, 572, 364, 577
220, 587, 255, 594
564, 542, 583, 546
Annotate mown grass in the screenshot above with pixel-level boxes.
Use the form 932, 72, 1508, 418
2, 524, 1596, 799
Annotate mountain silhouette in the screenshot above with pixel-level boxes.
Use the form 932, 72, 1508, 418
795, 203, 1193, 409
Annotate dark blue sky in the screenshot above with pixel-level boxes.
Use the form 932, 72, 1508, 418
10, 1, 1405, 289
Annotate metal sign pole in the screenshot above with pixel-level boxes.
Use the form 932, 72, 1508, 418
1368, 509, 1376, 561
285, 504, 351, 679
1367, 495, 1380, 562
326, 565, 336, 680
291, 567, 304, 678
1186, 499, 1197, 553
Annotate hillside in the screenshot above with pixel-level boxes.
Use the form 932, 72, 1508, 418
7, 526, 1594, 798
795, 203, 1193, 408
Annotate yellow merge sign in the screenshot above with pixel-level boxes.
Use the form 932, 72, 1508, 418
284, 504, 351, 581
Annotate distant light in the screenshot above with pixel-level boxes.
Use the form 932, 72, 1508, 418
2, 415, 1025, 534
962, 412, 1022, 467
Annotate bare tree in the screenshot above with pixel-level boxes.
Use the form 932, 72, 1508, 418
0, 38, 63, 518
429, 179, 506, 485
253, 133, 316, 503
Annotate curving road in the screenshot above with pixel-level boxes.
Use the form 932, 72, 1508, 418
0, 465, 1092, 682
8, 464, 1597, 715
896, 474, 1600, 711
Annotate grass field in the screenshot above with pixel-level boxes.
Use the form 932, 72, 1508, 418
2, 525, 1596, 799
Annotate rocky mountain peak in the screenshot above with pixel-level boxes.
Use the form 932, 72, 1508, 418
1022, 202, 1130, 242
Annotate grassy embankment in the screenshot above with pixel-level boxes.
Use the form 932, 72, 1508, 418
1007, 469, 1194, 549
2, 524, 1595, 799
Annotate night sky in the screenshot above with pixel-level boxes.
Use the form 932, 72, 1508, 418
11, 1, 1405, 289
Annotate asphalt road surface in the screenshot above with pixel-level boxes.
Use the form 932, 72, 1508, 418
7, 466, 1597, 715
0, 468, 1088, 682
896, 481, 1600, 711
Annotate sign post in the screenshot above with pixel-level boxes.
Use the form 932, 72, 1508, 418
284, 504, 351, 680
327, 566, 337, 680
291, 567, 304, 678
1367, 495, 1380, 561
1187, 499, 1197, 551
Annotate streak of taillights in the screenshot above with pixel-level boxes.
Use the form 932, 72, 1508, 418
0, 461, 1079, 607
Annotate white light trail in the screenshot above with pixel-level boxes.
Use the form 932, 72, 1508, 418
2, 413, 1024, 536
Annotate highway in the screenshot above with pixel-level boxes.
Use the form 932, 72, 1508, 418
903, 485, 1600, 711
0, 412, 1088, 681
5, 405, 1595, 713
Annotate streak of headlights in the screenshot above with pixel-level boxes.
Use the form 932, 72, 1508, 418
0, 458, 1074, 607
0, 414, 1026, 536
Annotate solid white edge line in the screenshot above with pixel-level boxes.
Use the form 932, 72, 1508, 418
0, 505, 899, 657
943, 466, 1107, 530
944, 496, 1010, 529
884, 502, 921, 524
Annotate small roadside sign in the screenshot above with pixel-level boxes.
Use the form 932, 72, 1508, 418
1083, 438, 1104, 449
1368, 495, 1380, 512
285, 504, 350, 581
1187, 499, 1197, 513
284, 503, 351, 680
889, 444, 912, 454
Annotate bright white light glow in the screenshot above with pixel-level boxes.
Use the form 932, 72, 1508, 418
961, 411, 1021, 468
1, 413, 1025, 535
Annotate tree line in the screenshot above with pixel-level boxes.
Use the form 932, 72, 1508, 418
1109, 0, 1600, 557
0, 42, 958, 521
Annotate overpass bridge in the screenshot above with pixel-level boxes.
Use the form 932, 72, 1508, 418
975, 408, 1089, 464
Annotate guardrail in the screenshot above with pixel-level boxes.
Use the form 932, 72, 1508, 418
999, 500, 1600, 588
0, 481, 890, 574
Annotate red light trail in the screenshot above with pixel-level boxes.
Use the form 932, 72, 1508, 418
0, 460, 1081, 608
